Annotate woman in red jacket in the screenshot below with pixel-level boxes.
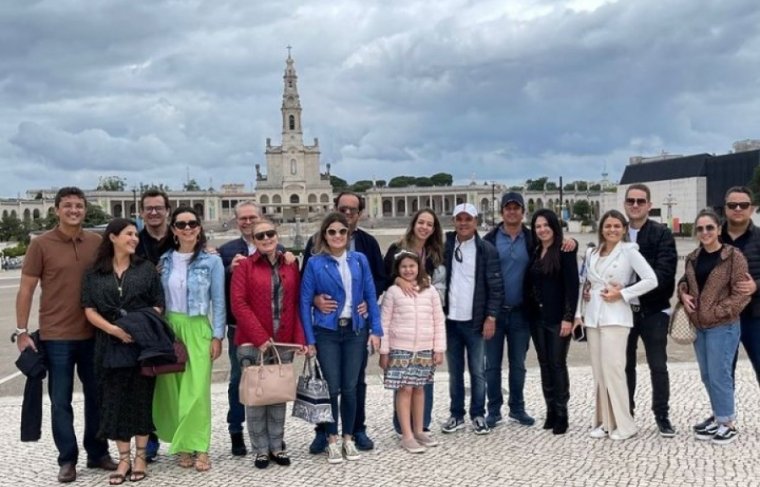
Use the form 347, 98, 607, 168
231, 219, 307, 469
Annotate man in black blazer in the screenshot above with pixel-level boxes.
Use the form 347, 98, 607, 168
301, 191, 386, 453
623, 184, 677, 437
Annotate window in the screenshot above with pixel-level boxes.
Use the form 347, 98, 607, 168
290, 159, 297, 175
289, 115, 295, 130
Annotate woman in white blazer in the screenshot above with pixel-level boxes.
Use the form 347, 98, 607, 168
574, 210, 657, 441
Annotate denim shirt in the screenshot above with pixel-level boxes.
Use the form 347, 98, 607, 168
159, 250, 226, 339
299, 251, 382, 345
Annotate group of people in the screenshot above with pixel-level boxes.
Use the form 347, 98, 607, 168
13, 183, 760, 483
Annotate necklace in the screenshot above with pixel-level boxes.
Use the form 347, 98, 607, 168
114, 268, 128, 298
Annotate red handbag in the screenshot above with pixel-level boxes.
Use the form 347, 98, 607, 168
140, 341, 188, 377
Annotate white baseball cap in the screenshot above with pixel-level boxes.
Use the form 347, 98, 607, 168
453, 203, 478, 218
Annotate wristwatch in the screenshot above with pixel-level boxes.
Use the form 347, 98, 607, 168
10, 327, 28, 343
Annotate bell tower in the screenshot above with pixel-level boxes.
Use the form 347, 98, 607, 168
281, 46, 303, 146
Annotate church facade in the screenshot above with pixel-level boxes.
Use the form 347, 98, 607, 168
255, 53, 333, 221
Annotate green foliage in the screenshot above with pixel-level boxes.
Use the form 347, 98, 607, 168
0, 214, 24, 241
388, 176, 416, 187
375, 179, 387, 188
589, 184, 602, 191
414, 177, 433, 187
351, 180, 374, 193
97, 176, 127, 191
563, 180, 588, 191
84, 204, 111, 227
183, 179, 201, 191
526, 177, 548, 191
2, 243, 27, 257
139, 182, 172, 193
509, 185, 524, 191
572, 200, 592, 223
330, 175, 348, 189
430, 173, 453, 186
679, 223, 694, 237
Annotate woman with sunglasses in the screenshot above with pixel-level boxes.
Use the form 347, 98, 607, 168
679, 209, 750, 445
153, 207, 225, 472
382, 209, 445, 436
300, 212, 382, 464
231, 219, 307, 469
573, 210, 656, 441
524, 209, 578, 435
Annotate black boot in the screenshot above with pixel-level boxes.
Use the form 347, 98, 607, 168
231, 432, 247, 456
543, 410, 556, 430
552, 415, 569, 435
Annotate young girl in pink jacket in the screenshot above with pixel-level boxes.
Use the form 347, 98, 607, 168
380, 251, 446, 453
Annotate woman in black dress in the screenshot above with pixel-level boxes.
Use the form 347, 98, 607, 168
82, 218, 164, 484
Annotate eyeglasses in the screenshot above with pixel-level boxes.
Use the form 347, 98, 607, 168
326, 227, 349, 237
696, 224, 717, 233
143, 206, 167, 214
173, 220, 200, 230
237, 216, 259, 222
625, 198, 648, 207
337, 206, 360, 215
454, 243, 463, 263
726, 202, 751, 210
253, 229, 277, 241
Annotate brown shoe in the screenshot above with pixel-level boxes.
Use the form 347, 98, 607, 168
86, 455, 118, 471
57, 463, 76, 483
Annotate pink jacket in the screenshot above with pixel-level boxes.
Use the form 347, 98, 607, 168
380, 285, 446, 354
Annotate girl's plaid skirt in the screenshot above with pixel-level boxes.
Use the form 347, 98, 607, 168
383, 349, 435, 390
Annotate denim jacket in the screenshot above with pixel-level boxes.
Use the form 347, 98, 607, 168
299, 251, 382, 345
159, 250, 226, 339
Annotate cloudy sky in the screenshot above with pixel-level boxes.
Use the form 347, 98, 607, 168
1, 0, 758, 197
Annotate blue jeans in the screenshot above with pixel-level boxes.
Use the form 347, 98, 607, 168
733, 315, 760, 386
315, 325, 368, 436
694, 321, 741, 423
226, 325, 245, 434
446, 319, 486, 420
43, 339, 109, 466
485, 308, 531, 417
393, 383, 434, 433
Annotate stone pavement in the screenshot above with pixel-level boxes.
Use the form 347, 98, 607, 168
5, 361, 760, 487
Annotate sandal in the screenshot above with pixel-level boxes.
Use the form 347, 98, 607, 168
177, 452, 194, 468
129, 447, 147, 482
109, 449, 131, 485
194, 452, 211, 472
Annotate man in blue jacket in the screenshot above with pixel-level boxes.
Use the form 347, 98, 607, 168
441, 203, 503, 435
302, 191, 386, 453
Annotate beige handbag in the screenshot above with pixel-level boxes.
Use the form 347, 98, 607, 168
669, 303, 696, 345
239, 342, 297, 407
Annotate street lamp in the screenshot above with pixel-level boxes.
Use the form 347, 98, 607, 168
132, 186, 138, 219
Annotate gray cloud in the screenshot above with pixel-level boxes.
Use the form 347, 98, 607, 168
1, 0, 759, 196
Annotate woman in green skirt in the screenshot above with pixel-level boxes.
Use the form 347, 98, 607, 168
154, 207, 225, 472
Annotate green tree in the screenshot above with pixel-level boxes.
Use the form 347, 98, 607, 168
526, 177, 548, 191
183, 179, 201, 191
430, 172, 453, 186
589, 183, 602, 191
414, 177, 433, 187
84, 204, 112, 227
139, 183, 172, 193
330, 175, 348, 189
0, 214, 24, 241
388, 176, 416, 188
563, 180, 588, 191
375, 179, 387, 188
572, 200, 593, 223
97, 176, 127, 191
350, 180, 374, 193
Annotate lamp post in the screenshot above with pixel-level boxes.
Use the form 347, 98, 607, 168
132, 187, 138, 219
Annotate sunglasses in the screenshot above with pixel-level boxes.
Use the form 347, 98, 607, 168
173, 220, 200, 230
696, 224, 717, 234
625, 198, 648, 206
253, 229, 277, 241
454, 243, 463, 263
143, 206, 167, 214
726, 202, 751, 210
326, 227, 349, 237
337, 206, 360, 215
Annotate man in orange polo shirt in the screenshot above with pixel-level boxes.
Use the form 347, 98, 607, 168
15, 187, 116, 483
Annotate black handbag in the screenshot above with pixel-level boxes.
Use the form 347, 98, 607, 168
292, 357, 333, 424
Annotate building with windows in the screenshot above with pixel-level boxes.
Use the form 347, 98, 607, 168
254, 52, 333, 221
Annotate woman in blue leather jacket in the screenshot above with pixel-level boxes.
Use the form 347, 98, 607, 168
153, 207, 225, 472
300, 212, 382, 464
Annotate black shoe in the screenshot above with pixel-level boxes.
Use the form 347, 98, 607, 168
552, 416, 569, 435
269, 451, 291, 466
58, 463, 77, 483
145, 433, 159, 463
231, 432, 247, 456
86, 455, 118, 471
656, 417, 676, 438
309, 431, 328, 454
254, 454, 269, 469
543, 411, 556, 430
353, 431, 375, 451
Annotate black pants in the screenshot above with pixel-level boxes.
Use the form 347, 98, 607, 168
530, 320, 571, 417
625, 311, 670, 419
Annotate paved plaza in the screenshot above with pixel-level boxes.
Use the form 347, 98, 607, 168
5, 360, 760, 487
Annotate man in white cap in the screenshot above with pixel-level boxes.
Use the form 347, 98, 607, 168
441, 203, 503, 435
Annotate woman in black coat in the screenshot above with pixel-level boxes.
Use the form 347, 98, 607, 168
525, 209, 579, 434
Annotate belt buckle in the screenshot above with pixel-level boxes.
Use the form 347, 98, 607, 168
338, 318, 351, 327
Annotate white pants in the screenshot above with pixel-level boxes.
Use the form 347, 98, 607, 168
586, 326, 637, 436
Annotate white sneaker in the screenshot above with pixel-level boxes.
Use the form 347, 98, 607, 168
609, 429, 637, 441
342, 439, 361, 461
589, 426, 608, 439
327, 442, 343, 464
